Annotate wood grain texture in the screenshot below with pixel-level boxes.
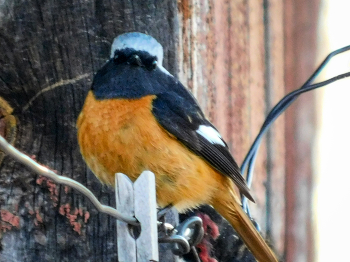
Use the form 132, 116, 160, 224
177, 0, 277, 249
177, 0, 318, 261
264, 0, 286, 255
0, 1, 178, 261
284, 0, 320, 261
246, 0, 268, 234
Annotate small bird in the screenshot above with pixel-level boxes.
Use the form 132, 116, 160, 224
77, 32, 278, 262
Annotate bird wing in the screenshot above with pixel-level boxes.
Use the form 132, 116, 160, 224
152, 89, 254, 202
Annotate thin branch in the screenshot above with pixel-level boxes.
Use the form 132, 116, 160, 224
0, 135, 139, 226
22, 73, 90, 112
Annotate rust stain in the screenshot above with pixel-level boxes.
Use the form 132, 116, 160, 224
0, 209, 20, 232
72, 222, 82, 234
59, 204, 89, 235
198, 213, 219, 240
177, 0, 194, 75
36, 176, 59, 205
64, 186, 70, 194
84, 211, 90, 223
58, 203, 69, 216
35, 175, 90, 235
34, 210, 43, 226
178, 0, 192, 21
196, 212, 219, 262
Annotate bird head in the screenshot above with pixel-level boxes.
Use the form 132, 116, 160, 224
91, 32, 173, 99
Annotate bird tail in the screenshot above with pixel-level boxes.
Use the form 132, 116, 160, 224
211, 189, 278, 262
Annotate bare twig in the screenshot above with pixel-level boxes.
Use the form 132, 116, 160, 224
22, 73, 89, 112
0, 135, 139, 226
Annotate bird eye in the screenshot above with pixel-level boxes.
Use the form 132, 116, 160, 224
113, 51, 128, 64
151, 60, 157, 70
113, 50, 120, 60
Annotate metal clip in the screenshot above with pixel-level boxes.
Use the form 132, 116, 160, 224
159, 216, 204, 256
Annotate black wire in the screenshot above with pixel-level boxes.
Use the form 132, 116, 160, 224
242, 45, 350, 176
244, 70, 350, 181
242, 70, 350, 215
190, 246, 201, 262
240, 45, 350, 215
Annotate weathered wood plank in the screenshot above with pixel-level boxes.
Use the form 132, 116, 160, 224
266, 0, 286, 254
134, 171, 158, 262
246, 0, 268, 234
284, 0, 320, 261
116, 173, 136, 262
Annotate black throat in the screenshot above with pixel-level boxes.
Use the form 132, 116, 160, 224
91, 49, 175, 100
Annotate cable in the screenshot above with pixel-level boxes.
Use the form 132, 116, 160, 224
241, 45, 350, 215
0, 135, 139, 226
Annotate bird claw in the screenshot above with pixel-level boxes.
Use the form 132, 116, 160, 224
158, 216, 204, 256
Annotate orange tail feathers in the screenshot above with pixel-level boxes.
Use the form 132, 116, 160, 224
211, 189, 278, 262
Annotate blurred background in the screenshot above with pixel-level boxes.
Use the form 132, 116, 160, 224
315, 0, 350, 261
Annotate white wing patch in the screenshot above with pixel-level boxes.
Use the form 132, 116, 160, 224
196, 125, 225, 147
158, 65, 172, 76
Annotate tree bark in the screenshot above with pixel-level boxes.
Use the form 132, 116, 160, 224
0, 1, 178, 261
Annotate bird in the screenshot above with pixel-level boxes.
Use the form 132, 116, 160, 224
77, 32, 278, 262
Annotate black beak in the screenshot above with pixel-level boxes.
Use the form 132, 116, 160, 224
128, 54, 143, 67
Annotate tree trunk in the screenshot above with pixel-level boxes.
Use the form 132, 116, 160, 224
0, 1, 178, 261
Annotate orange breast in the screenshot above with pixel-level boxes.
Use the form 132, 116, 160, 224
77, 91, 228, 211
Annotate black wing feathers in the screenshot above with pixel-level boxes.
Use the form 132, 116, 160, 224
152, 82, 254, 202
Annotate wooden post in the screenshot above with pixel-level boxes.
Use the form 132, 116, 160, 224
116, 172, 158, 262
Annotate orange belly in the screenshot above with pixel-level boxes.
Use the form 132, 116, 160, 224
77, 91, 229, 211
